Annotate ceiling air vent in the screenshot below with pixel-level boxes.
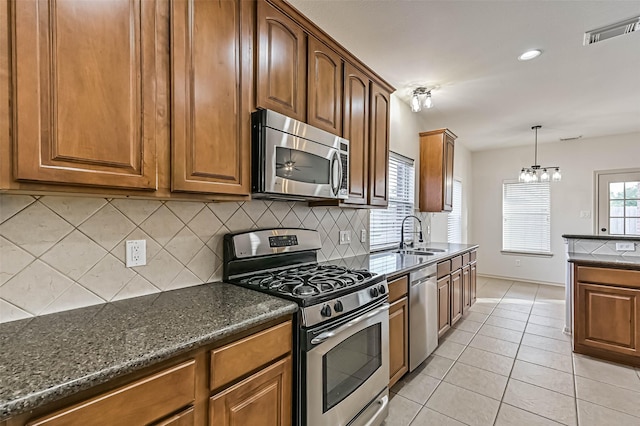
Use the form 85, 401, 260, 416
560, 135, 582, 142
584, 16, 640, 45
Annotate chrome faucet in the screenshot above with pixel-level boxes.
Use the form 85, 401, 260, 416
399, 215, 424, 250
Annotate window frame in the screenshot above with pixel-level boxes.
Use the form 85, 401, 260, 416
501, 180, 553, 257
369, 151, 415, 251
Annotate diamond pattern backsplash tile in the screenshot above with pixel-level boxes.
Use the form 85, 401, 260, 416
567, 238, 640, 257
0, 194, 370, 323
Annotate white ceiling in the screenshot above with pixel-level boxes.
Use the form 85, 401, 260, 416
287, 0, 640, 151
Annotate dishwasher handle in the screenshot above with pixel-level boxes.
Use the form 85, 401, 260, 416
411, 274, 436, 286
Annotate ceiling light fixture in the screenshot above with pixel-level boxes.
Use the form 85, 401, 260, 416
410, 87, 433, 112
518, 49, 542, 61
518, 125, 562, 183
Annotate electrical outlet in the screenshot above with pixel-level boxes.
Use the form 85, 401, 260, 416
126, 240, 147, 267
515, 259, 521, 267
580, 210, 591, 219
339, 230, 351, 245
360, 229, 367, 243
616, 242, 635, 251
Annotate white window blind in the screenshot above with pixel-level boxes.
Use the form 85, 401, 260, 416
502, 181, 551, 254
448, 180, 462, 243
370, 152, 415, 250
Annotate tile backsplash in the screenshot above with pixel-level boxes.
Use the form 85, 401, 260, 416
565, 237, 640, 257
0, 194, 370, 323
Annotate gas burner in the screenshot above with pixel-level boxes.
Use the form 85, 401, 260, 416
237, 263, 377, 299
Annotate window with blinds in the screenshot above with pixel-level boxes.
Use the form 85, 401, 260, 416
370, 152, 415, 251
447, 180, 462, 243
502, 181, 551, 254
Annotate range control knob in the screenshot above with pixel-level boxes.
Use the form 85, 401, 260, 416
370, 287, 379, 298
320, 305, 332, 317
334, 301, 344, 312
378, 285, 387, 295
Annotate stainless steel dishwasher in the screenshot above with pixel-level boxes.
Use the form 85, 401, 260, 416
409, 264, 438, 371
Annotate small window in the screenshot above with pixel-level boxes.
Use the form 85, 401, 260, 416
370, 152, 415, 251
502, 181, 551, 254
596, 169, 640, 235
447, 180, 462, 243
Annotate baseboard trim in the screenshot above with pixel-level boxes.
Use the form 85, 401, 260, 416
478, 273, 564, 287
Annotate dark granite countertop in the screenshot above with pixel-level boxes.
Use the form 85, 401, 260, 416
327, 243, 479, 279
563, 234, 640, 242
567, 252, 640, 269
0, 283, 297, 421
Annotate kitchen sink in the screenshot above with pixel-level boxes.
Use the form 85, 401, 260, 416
394, 250, 435, 256
419, 247, 446, 252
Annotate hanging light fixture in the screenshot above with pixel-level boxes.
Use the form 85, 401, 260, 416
409, 87, 433, 112
518, 125, 562, 183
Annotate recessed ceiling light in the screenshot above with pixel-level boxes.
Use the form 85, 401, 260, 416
518, 49, 542, 61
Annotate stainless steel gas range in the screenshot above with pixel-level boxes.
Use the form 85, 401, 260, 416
223, 228, 389, 426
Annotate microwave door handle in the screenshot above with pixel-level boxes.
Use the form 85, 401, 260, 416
310, 303, 390, 345
330, 151, 341, 196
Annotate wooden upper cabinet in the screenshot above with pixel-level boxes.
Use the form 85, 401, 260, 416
256, 1, 307, 121
342, 63, 370, 205
419, 129, 457, 212
12, 0, 158, 190
307, 36, 343, 135
171, 0, 251, 195
368, 82, 390, 207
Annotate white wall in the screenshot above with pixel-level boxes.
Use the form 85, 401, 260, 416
388, 94, 473, 244
471, 132, 640, 285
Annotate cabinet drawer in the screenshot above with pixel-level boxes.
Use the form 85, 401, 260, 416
28, 360, 196, 426
451, 255, 462, 271
462, 253, 470, 265
470, 250, 477, 262
210, 321, 292, 390
437, 261, 451, 279
576, 266, 640, 289
388, 276, 408, 303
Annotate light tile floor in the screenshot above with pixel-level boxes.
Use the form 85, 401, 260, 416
384, 277, 640, 426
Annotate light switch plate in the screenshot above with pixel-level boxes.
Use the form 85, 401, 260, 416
615, 242, 635, 251
126, 240, 147, 267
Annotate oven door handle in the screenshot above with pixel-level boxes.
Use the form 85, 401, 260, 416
311, 303, 390, 345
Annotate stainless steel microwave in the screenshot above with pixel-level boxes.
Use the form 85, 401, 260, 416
251, 109, 349, 200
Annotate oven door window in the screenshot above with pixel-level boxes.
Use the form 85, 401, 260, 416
323, 323, 382, 412
276, 147, 329, 184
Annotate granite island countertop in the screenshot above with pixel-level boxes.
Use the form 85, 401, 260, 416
326, 242, 479, 279
566, 252, 640, 269
0, 282, 298, 421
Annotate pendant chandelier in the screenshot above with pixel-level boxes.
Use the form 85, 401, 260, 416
519, 125, 561, 183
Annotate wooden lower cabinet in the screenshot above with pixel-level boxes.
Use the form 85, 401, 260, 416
462, 265, 471, 311
470, 261, 477, 305
437, 275, 451, 337
154, 407, 195, 426
210, 356, 292, 426
388, 297, 409, 388
450, 269, 463, 326
574, 265, 640, 366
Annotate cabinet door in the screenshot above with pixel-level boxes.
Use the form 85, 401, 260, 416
368, 82, 390, 207
210, 356, 292, 426
470, 262, 477, 306
389, 297, 409, 388
171, 0, 251, 195
307, 36, 342, 135
451, 269, 463, 326
443, 134, 455, 211
13, 0, 158, 189
462, 265, 471, 311
256, 1, 306, 122
153, 406, 194, 426
437, 275, 451, 338
575, 282, 640, 358
342, 63, 369, 205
